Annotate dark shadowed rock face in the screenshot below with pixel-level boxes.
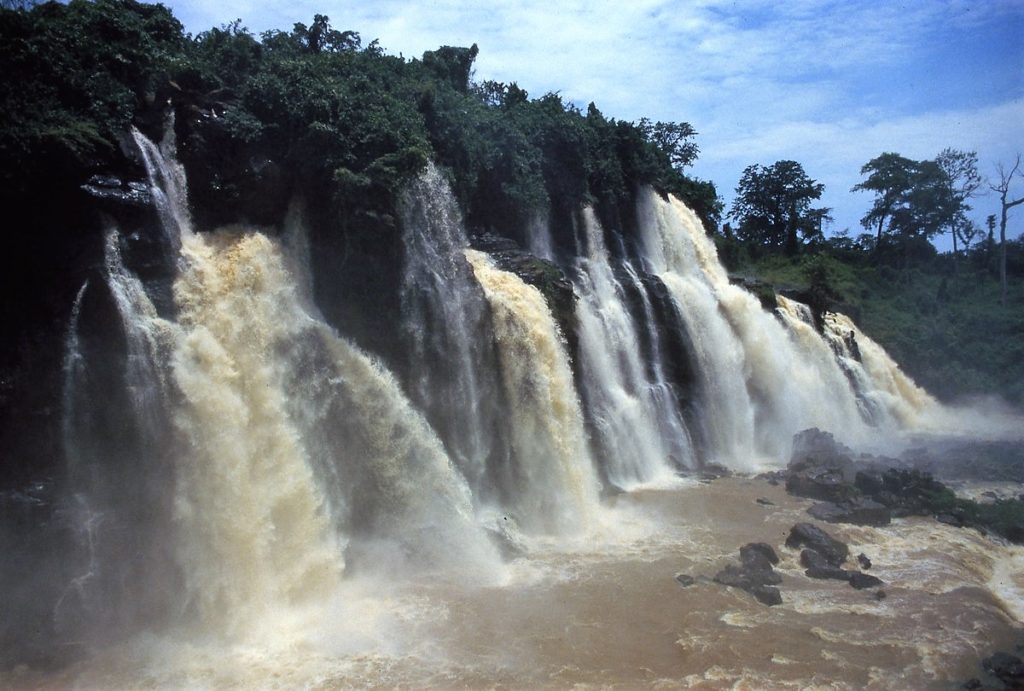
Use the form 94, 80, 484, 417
983, 651, 1024, 687
786, 522, 849, 566
786, 428, 859, 502
808, 497, 891, 526
469, 232, 577, 338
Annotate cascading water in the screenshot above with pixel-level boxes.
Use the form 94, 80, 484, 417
465, 250, 600, 533
637, 189, 887, 464
572, 207, 689, 487
398, 163, 508, 500
821, 310, 939, 428
131, 119, 192, 252
58, 132, 509, 646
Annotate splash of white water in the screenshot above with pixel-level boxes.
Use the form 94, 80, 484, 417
573, 207, 688, 486
465, 249, 600, 533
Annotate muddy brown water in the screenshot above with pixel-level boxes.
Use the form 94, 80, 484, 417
8, 477, 1022, 689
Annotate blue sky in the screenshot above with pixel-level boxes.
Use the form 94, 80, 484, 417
164, 0, 1024, 248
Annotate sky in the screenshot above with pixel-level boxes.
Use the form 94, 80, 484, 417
163, 0, 1024, 249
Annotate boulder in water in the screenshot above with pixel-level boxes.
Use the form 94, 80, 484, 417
801, 549, 849, 580
740, 542, 779, 568
750, 585, 782, 606
786, 522, 848, 566
675, 573, 696, 587
848, 572, 884, 590
807, 498, 891, 526
713, 542, 784, 606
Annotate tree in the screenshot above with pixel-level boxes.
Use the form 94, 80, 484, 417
852, 152, 964, 265
291, 14, 360, 53
851, 152, 918, 247
730, 160, 828, 255
935, 148, 982, 264
990, 154, 1024, 304
636, 118, 699, 171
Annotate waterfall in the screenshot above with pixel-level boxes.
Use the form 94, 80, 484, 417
60, 281, 89, 464
821, 311, 939, 428
572, 208, 688, 487
398, 163, 508, 499
131, 118, 192, 251
103, 229, 175, 437
636, 190, 880, 464
465, 249, 600, 533
51, 124, 979, 671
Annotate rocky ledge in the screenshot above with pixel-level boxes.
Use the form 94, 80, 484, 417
772, 428, 1024, 544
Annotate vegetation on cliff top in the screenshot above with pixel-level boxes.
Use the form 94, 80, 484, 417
0, 0, 720, 237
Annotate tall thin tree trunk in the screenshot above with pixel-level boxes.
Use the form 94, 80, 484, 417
1000, 205, 1009, 305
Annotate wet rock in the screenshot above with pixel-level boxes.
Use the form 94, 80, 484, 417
81, 175, 153, 207
936, 512, 966, 527
675, 574, 696, 587
802, 550, 850, 580
786, 429, 859, 503
714, 562, 782, 589
807, 497, 891, 527
750, 585, 782, 606
983, 651, 1024, 687
786, 522, 848, 566
740, 542, 779, 568
848, 572, 884, 589
713, 543, 784, 606
857, 553, 872, 570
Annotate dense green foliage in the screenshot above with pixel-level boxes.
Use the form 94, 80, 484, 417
0, 0, 185, 190
0, 1, 719, 235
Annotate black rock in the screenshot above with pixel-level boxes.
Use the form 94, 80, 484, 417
675, 574, 696, 587
801, 548, 828, 569
936, 512, 966, 527
857, 553, 872, 570
848, 572, 884, 589
81, 173, 154, 208
960, 678, 982, 690
983, 651, 1024, 686
740, 542, 780, 567
875, 589, 887, 600
808, 498, 891, 526
802, 550, 849, 579
714, 562, 781, 589
756, 497, 775, 506
786, 522, 848, 566
786, 468, 858, 503
785, 429, 860, 503
806, 565, 851, 581
854, 470, 885, 496
750, 585, 782, 606
713, 543, 784, 605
